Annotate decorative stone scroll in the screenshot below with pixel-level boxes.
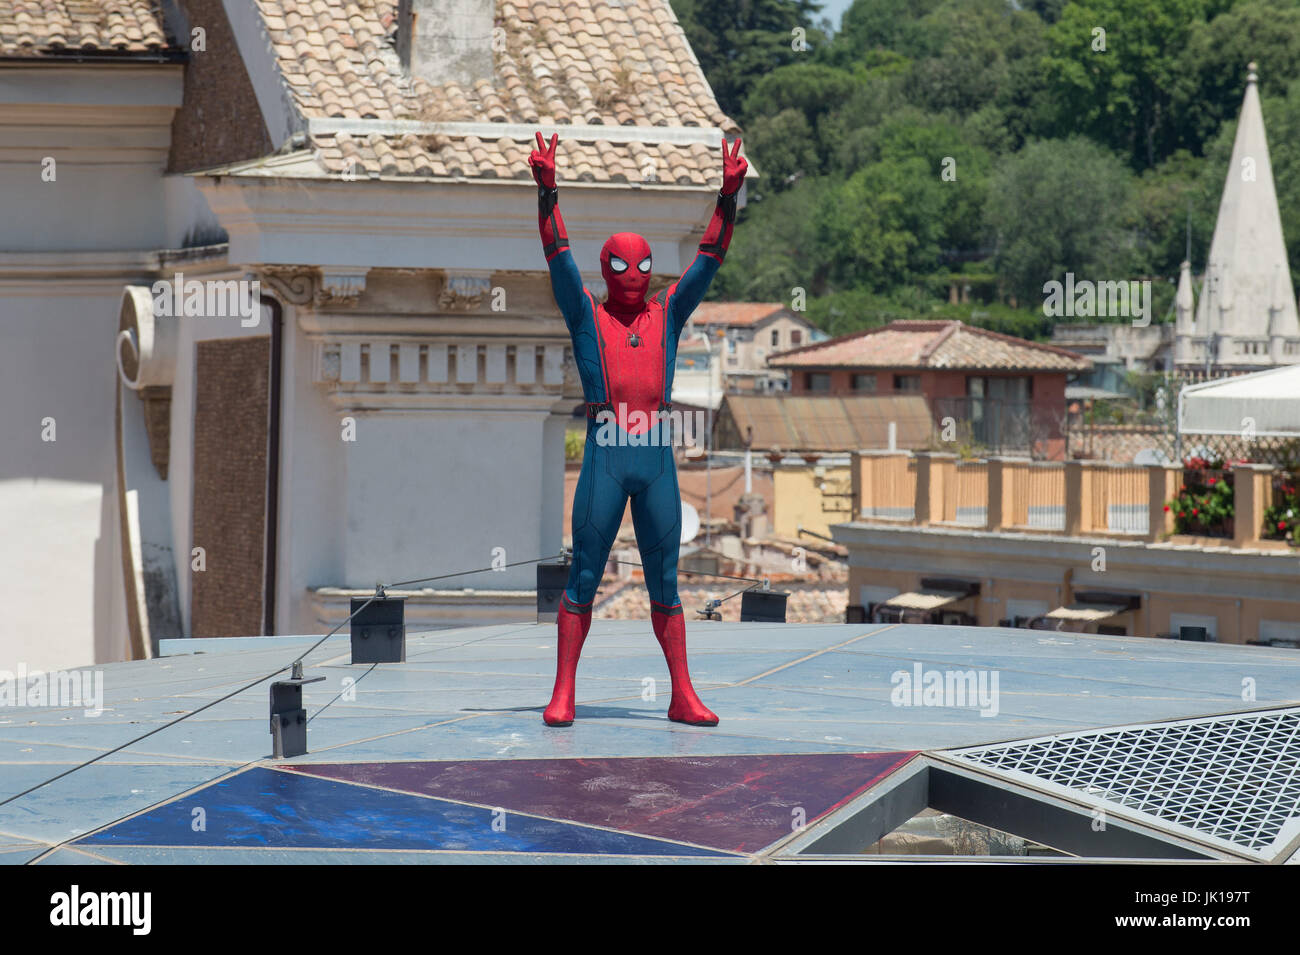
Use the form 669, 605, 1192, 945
438, 273, 493, 311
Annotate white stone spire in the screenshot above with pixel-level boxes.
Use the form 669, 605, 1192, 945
1173, 258, 1196, 365
1176, 259, 1195, 323
1185, 62, 1300, 369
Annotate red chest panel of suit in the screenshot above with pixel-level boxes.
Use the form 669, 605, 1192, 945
596, 300, 665, 435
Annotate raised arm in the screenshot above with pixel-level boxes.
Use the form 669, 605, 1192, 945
529, 132, 586, 328
668, 138, 748, 337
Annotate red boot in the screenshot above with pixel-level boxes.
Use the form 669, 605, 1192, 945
543, 601, 592, 726
651, 608, 719, 726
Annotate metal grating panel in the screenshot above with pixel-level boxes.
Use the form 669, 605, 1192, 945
950, 707, 1300, 858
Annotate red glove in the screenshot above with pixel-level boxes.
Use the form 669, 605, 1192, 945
721, 138, 747, 195
529, 131, 558, 189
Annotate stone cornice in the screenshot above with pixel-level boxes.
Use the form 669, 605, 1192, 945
832, 521, 1300, 602
256, 266, 370, 308
833, 520, 1300, 565
438, 272, 493, 311
308, 586, 536, 630
256, 266, 570, 332
193, 175, 720, 275
304, 117, 728, 148
258, 265, 315, 305
0, 248, 233, 295
0, 65, 183, 112
317, 267, 367, 307
298, 313, 568, 337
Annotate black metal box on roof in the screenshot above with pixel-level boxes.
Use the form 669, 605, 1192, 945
537, 560, 569, 623
351, 596, 406, 663
740, 588, 788, 623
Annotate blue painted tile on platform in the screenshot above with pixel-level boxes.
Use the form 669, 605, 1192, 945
33, 847, 115, 865
293, 711, 854, 763
0, 738, 225, 766
408, 650, 799, 684
78, 767, 727, 857
747, 649, 1284, 733
0, 763, 235, 845
159, 635, 351, 657
79, 845, 745, 865
0, 847, 46, 865
0, 709, 456, 763
839, 646, 1300, 696
664, 623, 885, 652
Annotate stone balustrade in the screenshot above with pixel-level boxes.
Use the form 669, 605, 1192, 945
849, 451, 1281, 547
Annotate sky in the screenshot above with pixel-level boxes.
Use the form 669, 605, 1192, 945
820, 0, 854, 32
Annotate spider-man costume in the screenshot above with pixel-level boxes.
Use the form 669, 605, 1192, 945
529, 132, 746, 727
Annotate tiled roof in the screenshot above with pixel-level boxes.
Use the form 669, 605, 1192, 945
719, 395, 935, 453
0, 0, 172, 55
769, 321, 1091, 372
689, 303, 790, 327
247, 0, 740, 184
594, 581, 849, 624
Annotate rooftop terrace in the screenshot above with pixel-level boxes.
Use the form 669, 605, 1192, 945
3, 621, 1299, 864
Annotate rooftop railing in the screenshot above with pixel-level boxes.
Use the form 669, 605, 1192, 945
849, 450, 1287, 548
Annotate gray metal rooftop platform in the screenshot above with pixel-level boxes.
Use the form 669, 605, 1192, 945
3, 622, 1298, 864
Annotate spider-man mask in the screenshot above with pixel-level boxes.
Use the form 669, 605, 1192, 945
600, 232, 652, 309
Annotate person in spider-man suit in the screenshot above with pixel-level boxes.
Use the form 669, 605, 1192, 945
529, 131, 747, 727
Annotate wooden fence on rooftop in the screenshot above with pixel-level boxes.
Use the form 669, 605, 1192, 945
848, 451, 1284, 547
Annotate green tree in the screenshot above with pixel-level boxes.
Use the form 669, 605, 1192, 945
838, 108, 993, 253
688, 0, 1300, 341
708, 177, 833, 302
1025, 0, 1070, 23
1042, 0, 1210, 169
984, 137, 1136, 304
826, 0, 941, 64
1132, 149, 1214, 280
670, 0, 828, 118
1173, 0, 1300, 157
741, 62, 866, 185
742, 61, 863, 119
744, 108, 821, 189
818, 157, 947, 291
804, 288, 900, 337
905, 0, 1049, 116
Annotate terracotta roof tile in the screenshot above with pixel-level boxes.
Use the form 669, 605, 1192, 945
722, 394, 935, 453
242, 0, 739, 183
769, 320, 1092, 372
0, 0, 175, 55
691, 303, 792, 328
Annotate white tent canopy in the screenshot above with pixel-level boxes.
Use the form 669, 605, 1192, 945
883, 590, 968, 611
1178, 364, 1300, 437
1045, 603, 1126, 622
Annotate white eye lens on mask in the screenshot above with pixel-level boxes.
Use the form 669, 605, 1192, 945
638, 257, 652, 273
609, 256, 628, 273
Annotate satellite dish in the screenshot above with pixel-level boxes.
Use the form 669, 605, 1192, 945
680, 501, 700, 544
1132, 447, 1168, 466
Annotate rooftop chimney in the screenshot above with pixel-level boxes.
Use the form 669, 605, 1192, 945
398, 0, 496, 90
